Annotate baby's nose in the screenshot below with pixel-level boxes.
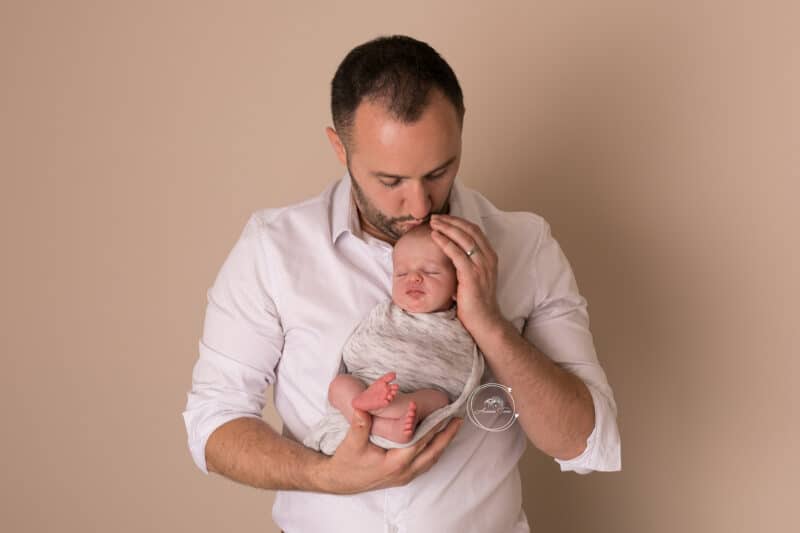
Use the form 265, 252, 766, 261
409, 272, 423, 283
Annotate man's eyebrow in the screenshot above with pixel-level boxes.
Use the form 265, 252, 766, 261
370, 156, 457, 180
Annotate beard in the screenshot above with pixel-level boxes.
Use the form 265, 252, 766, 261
347, 162, 451, 242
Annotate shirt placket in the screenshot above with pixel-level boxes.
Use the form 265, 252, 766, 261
383, 485, 411, 533
366, 237, 409, 533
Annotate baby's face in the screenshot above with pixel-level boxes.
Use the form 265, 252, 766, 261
392, 230, 457, 313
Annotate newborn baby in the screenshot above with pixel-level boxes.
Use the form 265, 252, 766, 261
327, 223, 461, 443
303, 223, 482, 454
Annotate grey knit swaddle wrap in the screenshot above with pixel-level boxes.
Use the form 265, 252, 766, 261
303, 300, 485, 455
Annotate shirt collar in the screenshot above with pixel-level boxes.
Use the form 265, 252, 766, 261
330, 172, 486, 244
330, 172, 360, 244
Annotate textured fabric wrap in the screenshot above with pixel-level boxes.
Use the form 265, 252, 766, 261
303, 300, 484, 454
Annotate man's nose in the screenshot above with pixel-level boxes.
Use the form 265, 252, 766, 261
404, 180, 432, 220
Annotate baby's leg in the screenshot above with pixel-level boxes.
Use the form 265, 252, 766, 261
328, 374, 366, 424
371, 388, 449, 443
350, 371, 400, 412
329, 372, 399, 423
330, 375, 449, 443
369, 388, 447, 418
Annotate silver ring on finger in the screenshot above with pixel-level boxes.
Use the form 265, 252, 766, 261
465, 245, 478, 258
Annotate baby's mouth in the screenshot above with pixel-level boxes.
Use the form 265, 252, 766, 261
405, 288, 425, 297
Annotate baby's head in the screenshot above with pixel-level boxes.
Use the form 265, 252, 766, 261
392, 224, 457, 313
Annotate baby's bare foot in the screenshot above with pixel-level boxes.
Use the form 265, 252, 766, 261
351, 372, 399, 412
402, 400, 418, 437
372, 400, 419, 443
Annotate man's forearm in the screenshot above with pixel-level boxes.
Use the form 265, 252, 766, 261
205, 417, 329, 492
474, 319, 595, 460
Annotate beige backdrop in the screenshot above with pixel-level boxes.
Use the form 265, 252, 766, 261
2, 1, 798, 532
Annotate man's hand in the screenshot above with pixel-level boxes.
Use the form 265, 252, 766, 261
429, 214, 504, 337
430, 215, 596, 461
320, 409, 463, 495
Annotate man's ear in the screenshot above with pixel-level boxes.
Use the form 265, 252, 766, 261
325, 127, 348, 166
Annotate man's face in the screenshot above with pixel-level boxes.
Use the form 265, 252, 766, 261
339, 89, 462, 244
392, 230, 457, 313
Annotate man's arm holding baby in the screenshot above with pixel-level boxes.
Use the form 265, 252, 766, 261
430, 214, 595, 461
188, 214, 464, 493
204, 411, 462, 494
466, 319, 594, 460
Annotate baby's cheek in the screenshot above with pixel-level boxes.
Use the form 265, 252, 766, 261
390, 283, 402, 302
434, 284, 453, 302
445, 277, 458, 297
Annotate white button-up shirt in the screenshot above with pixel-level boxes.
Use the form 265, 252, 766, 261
183, 174, 621, 533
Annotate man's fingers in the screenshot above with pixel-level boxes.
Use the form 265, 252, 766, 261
430, 229, 479, 274
409, 417, 463, 472
353, 408, 371, 428
431, 214, 496, 263
410, 417, 462, 460
431, 217, 479, 255
428, 417, 462, 449
343, 409, 373, 449
372, 417, 464, 489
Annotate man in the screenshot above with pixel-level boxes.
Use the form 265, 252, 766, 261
183, 35, 620, 532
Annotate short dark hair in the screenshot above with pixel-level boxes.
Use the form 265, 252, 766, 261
331, 35, 465, 149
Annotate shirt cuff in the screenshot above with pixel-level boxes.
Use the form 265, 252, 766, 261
554, 384, 621, 474
182, 408, 263, 474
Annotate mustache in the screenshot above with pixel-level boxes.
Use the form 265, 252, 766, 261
392, 201, 449, 224
394, 214, 431, 224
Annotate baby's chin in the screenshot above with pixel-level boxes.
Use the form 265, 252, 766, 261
394, 297, 453, 314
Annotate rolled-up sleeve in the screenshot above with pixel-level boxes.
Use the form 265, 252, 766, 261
521, 221, 621, 474
182, 214, 285, 473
